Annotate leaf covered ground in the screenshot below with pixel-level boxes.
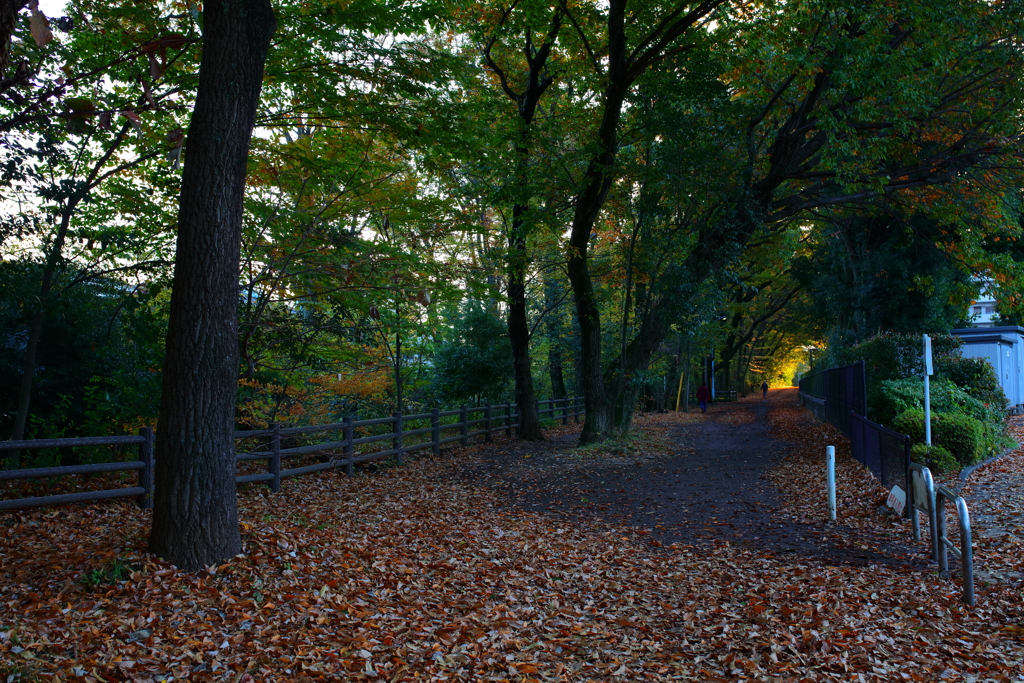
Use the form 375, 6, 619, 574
2, 389, 1023, 682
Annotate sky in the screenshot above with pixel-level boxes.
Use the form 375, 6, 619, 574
38, 1, 68, 16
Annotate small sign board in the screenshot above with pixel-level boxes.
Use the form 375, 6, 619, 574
923, 334, 933, 376
910, 469, 932, 513
886, 485, 906, 516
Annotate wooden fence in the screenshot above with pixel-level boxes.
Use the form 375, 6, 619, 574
0, 397, 584, 512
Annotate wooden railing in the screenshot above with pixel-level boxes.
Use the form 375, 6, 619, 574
0, 397, 584, 512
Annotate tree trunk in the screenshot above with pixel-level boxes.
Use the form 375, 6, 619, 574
545, 278, 567, 400
564, 6, 631, 443
149, 0, 276, 571
683, 355, 691, 413
507, 223, 542, 440
548, 345, 567, 400
569, 248, 612, 443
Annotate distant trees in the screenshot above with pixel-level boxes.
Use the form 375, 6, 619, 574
432, 302, 514, 405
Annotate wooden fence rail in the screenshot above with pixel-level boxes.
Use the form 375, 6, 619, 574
0, 397, 584, 512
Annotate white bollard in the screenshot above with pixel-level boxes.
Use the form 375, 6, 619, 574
826, 445, 836, 521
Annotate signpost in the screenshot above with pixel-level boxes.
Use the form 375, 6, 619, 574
826, 445, 836, 521
923, 334, 933, 446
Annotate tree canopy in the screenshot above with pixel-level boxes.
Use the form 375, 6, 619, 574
3, 0, 1024, 563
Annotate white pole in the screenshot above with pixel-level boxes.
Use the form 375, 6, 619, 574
924, 373, 931, 445
826, 445, 836, 521
923, 334, 933, 446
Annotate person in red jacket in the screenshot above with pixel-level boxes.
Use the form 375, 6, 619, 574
696, 383, 711, 413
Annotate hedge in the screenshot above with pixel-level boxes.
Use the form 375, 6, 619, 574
893, 409, 985, 467
910, 443, 958, 473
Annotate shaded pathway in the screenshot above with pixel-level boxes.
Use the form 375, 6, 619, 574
448, 393, 928, 567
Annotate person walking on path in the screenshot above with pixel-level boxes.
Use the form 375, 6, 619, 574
761, 380, 769, 399
696, 383, 711, 413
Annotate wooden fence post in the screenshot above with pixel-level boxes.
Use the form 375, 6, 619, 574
562, 397, 568, 425
460, 404, 469, 446
505, 404, 512, 436
343, 416, 354, 477
484, 403, 493, 443
393, 411, 404, 466
431, 408, 440, 455
268, 422, 281, 492
137, 427, 154, 509
574, 396, 580, 424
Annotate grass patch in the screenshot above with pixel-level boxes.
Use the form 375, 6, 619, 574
81, 556, 136, 589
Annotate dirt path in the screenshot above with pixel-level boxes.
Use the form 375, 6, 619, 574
450, 391, 928, 568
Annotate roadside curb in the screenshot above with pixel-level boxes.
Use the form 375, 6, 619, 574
959, 443, 1020, 485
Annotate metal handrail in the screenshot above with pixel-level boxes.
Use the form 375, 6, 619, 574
909, 463, 939, 561
936, 485, 975, 607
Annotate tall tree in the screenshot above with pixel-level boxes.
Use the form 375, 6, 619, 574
562, 0, 725, 443
149, 0, 276, 571
480, 6, 564, 440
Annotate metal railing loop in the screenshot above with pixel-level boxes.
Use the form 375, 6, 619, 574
935, 485, 975, 607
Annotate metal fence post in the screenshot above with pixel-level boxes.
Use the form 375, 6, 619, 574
343, 416, 354, 477
431, 408, 440, 455
460, 404, 469, 446
484, 403, 493, 443
137, 427, 154, 509
393, 412, 404, 466
268, 423, 281, 492
859, 359, 868, 421
877, 423, 886, 487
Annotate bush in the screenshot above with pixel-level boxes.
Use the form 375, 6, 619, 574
877, 377, 992, 425
910, 443, 958, 473
880, 378, 1011, 458
893, 409, 985, 466
934, 354, 1006, 410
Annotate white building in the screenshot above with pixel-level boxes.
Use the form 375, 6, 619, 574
968, 279, 998, 327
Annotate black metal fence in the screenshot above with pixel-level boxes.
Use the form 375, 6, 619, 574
850, 412, 911, 494
0, 397, 584, 512
797, 361, 868, 438
799, 361, 912, 497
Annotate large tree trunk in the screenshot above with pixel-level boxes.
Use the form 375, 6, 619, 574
566, 75, 628, 443
149, 0, 276, 571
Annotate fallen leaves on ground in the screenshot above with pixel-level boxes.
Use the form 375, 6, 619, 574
1, 390, 1023, 681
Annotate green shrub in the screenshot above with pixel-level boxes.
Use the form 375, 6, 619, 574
878, 377, 990, 424
936, 412, 986, 465
893, 409, 926, 443
893, 409, 985, 466
910, 443, 958, 473
934, 354, 1006, 410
